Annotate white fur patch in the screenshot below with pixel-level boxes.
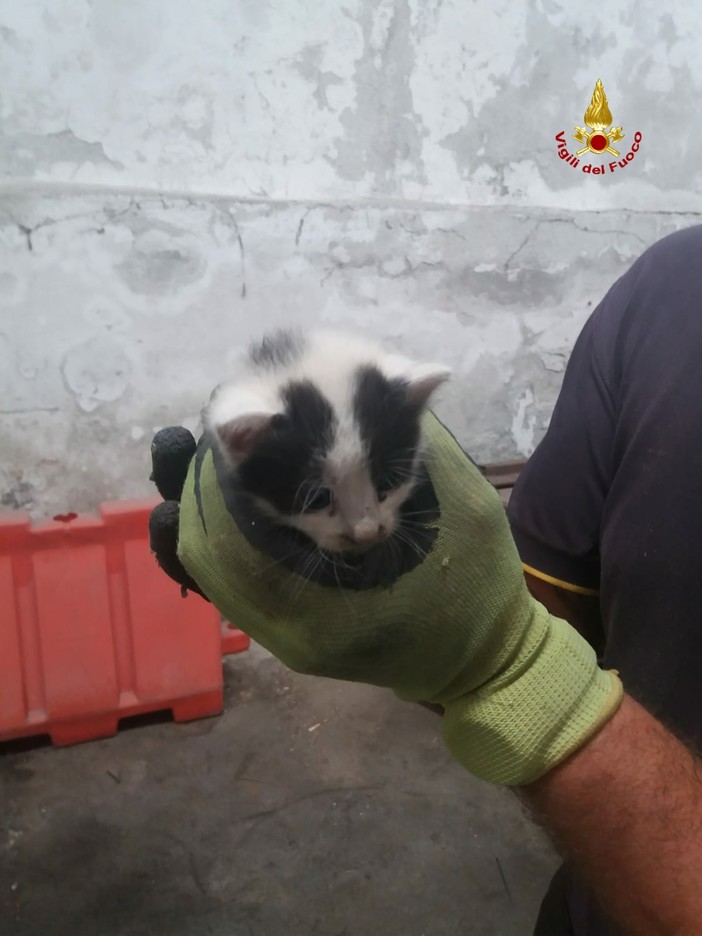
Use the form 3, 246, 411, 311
206, 330, 449, 434
205, 329, 451, 551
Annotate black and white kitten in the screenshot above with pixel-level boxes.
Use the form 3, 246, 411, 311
202, 329, 450, 590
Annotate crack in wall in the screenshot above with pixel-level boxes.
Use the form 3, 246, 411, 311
503, 216, 649, 272
215, 205, 247, 298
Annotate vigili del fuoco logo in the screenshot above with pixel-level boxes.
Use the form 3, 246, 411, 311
556, 79, 642, 176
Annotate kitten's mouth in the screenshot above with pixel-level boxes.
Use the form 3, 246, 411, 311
340, 541, 379, 555
336, 530, 390, 554
323, 542, 385, 567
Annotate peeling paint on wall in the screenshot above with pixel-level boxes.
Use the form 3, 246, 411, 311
1, 0, 700, 514
1, 191, 696, 515
2, 0, 697, 208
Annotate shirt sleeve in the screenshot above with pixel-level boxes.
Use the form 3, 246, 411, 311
507, 300, 619, 595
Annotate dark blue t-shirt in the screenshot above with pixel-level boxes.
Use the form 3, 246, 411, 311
508, 225, 702, 934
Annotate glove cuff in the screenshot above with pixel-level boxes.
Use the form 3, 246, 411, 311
442, 606, 623, 785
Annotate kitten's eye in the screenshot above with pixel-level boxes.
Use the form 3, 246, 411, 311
305, 487, 333, 511
376, 473, 397, 501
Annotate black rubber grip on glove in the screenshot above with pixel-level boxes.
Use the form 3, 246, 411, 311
149, 426, 209, 600
150, 427, 197, 501
148, 500, 209, 600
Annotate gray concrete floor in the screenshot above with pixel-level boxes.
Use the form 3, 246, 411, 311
1, 644, 558, 936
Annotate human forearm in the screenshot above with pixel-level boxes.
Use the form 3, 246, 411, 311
522, 694, 702, 935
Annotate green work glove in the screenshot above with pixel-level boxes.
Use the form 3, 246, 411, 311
175, 412, 622, 786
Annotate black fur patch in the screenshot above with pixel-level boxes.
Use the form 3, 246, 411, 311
195, 365, 442, 591
353, 365, 423, 489
209, 435, 439, 591
249, 329, 305, 369
237, 379, 336, 514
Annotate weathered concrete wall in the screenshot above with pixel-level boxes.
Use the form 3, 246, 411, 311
1, 0, 700, 515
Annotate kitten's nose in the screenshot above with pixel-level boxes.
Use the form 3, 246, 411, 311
351, 519, 384, 544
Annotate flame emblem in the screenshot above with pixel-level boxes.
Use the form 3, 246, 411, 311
573, 79, 625, 157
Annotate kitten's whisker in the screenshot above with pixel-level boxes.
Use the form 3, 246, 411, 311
322, 550, 355, 572
330, 555, 357, 611
385, 533, 399, 572
256, 542, 311, 575
314, 550, 356, 606
287, 548, 322, 604
294, 474, 326, 514
300, 483, 321, 514
292, 477, 308, 510
388, 534, 406, 582
292, 548, 316, 584
209, 327, 448, 591
376, 454, 419, 466
391, 527, 429, 562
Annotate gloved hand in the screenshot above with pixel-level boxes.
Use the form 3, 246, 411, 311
150, 413, 622, 786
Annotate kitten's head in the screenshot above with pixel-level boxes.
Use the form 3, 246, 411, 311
205, 329, 450, 553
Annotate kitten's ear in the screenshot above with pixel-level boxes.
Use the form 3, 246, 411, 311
405, 364, 451, 407
215, 413, 274, 463
206, 384, 280, 463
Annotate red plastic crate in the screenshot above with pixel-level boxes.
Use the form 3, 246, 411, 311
0, 499, 249, 746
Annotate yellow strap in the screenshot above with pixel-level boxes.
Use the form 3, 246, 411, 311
522, 562, 600, 597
